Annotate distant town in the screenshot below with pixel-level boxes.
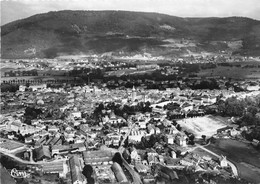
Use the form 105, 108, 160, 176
1, 53, 260, 184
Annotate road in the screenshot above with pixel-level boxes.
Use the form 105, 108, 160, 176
0, 150, 39, 165
0, 150, 67, 166
120, 150, 142, 184
118, 119, 142, 184
119, 120, 135, 150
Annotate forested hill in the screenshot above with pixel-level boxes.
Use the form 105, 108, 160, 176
2, 10, 260, 58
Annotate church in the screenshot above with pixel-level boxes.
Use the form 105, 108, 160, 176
129, 86, 148, 102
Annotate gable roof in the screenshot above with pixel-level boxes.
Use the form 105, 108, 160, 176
35, 145, 51, 160
69, 156, 85, 183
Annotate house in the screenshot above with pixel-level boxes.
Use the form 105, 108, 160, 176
48, 126, 59, 132
69, 156, 86, 184
192, 97, 203, 105
107, 133, 121, 147
181, 102, 193, 112
129, 129, 145, 142
25, 136, 34, 144
134, 163, 149, 174
8, 120, 22, 132
158, 155, 164, 164
34, 145, 51, 161
130, 148, 141, 164
138, 121, 147, 129
171, 151, 176, 159
175, 135, 187, 147
166, 135, 175, 144
147, 155, 157, 166
252, 139, 259, 147
230, 128, 240, 137
19, 85, 26, 92
147, 148, 158, 157
217, 126, 233, 134
142, 160, 149, 166
120, 127, 129, 134
180, 158, 193, 166
104, 113, 125, 125
220, 155, 228, 167
164, 156, 179, 166
71, 112, 82, 119
29, 84, 47, 91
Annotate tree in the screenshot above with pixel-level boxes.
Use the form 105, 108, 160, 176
202, 135, 206, 142
188, 134, 195, 145
112, 152, 123, 166
82, 165, 93, 178
247, 106, 258, 116
176, 124, 182, 131
149, 134, 157, 147
87, 177, 94, 184
141, 136, 149, 148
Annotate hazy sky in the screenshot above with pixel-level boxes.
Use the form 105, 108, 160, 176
1, 0, 260, 25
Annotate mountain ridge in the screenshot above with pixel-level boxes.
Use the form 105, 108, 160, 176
2, 10, 260, 59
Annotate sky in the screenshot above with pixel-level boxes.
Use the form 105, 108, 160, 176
1, 0, 260, 25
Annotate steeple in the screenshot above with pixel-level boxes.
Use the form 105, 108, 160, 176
132, 85, 137, 101
132, 85, 136, 91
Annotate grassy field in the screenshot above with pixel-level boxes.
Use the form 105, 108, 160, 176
206, 138, 260, 184
197, 62, 260, 79
177, 115, 228, 138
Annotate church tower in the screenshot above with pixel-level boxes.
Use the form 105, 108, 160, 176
132, 86, 137, 102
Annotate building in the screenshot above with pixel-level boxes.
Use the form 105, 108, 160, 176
175, 135, 187, 147
52, 143, 86, 156
132, 86, 137, 102
71, 112, 82, 119
130, 148, 141, 164
136, 64, 160, 70
171, 151, 177, 159
42, 160, 67, 178
83, 150, 114, 165
29, 84, 47, 91
134, 163, 149, 174
69, 156, 86, 184
220, 156, 228, 167
111, 162, 128, 183
129, 129, 145, 142
217, 126, 233, 134
34, 145, 51, 161
19, 85, 26, 92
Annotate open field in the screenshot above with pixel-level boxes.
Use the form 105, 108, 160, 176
177, 115, 228, 138
206, 138, 260, 184
105, 68, 154, 77
198, 66, 260, 79
0, 139, 25, 152
192, 147, 219, 160
197, 61, 260, 79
